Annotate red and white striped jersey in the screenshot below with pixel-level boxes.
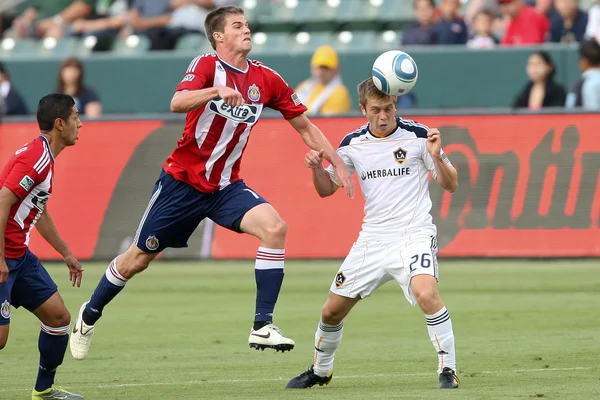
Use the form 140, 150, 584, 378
0, 136, 54, 259
164, 53, 307, 193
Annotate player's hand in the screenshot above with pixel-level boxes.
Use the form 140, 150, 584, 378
0, 258, 8, 285
426, 128, 442, 158
217, 86, 244, 107
305, 149, 324, 169
64, 254, 84, 287
333, 162, 355, 199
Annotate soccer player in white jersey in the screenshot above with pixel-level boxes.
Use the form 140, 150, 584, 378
286, 78, 460, 389
70, 5, 353, 360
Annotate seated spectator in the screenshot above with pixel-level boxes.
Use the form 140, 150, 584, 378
500, 0, 549, 45
550, 0, 588, 43
56, 58, 102, 118
402, 0, 438, 45
295, 46, 352, 116
168, 0, 241, 36
467, 10, 499, 48
585, 0, 600, 41
435, 0, 468, 45
0, 62, 28, 116
9, 0, 95, 39
566, 39, 600, 109
512, 51, 566, 109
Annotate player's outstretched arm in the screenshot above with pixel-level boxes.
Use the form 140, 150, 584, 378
306, 150, 339, 198
289, 114, 354, 198
0, 187, 19, 284
426, 129, 458, 193
37, 210, 83, 287
170, 86, 244, 113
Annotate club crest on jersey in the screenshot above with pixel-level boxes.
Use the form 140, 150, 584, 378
19, 175, 35, 191
394, 146, 408, 164
247, 84, 260, 102
209, 98, 259, 123
335, 272, 346, 288
145, 235, 159, 251
1, 300, 10, 319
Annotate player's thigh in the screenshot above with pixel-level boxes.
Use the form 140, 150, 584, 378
134, 170, 209, 253
321, 291, 360, 324
208, 181, 273, 235
330, 241, 393, 300
11, 251, 59, 320
390, 234, 439, 306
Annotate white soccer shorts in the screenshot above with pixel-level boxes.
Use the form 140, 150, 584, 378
330, 233, 439, 305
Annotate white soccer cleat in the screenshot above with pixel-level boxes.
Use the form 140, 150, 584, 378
70, 302, 95, 360
249, 324, 295, 352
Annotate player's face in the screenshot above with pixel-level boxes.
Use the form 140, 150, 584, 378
361, 97, 396, 136
222, 14, 251, 53
60, 106, 82, 146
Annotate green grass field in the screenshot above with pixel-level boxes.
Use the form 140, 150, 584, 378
1, 260, 599, 400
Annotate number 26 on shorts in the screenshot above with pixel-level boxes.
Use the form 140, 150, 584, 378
409, 252, 432, 273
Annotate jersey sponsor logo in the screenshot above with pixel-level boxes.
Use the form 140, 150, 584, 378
145, 235, 159, 251
1, 300, 10, 319
394, 146, 408, 164
208, 98, 258, 123
360, 167, 411, 181
291, 92, 302, 106
19, 175, 35, 191
247, 84, 261, 102
181, 74, 195, 83
32, 190, 50, 211
335, 272, 346, 288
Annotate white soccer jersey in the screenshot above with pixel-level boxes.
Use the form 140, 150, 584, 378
327, 117, 451, 240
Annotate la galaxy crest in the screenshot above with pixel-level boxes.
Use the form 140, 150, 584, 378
394, 146, 408, 164
247, 84, 261, 102
335, 272, 346, 288
1, 300, 10, 319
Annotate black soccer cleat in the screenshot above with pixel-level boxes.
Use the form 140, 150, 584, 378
439, 367, 460, 389
286, 366, 333, 389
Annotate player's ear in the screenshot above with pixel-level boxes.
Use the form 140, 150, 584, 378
213, 31, 224, 45
359, 104, 367, 117
53, 117, 65, 131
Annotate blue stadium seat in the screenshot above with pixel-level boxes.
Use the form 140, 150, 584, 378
0, 38, 37, 58
111, 35, 151, 55
250, 32, 292, 55
175, 34, 212, 54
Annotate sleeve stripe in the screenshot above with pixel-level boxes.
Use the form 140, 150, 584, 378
33, 148, 49, 173
186, 53, 212, 73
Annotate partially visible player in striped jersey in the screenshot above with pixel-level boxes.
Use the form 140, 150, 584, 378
286, 78, 460, 390
0, 94, 85, 399
70, 5, 353, 360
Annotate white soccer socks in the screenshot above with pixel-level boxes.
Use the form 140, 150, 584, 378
425, 306, 456, 374
313, 320, 344, 377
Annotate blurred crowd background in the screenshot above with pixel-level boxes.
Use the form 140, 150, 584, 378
0, 0, 599, 118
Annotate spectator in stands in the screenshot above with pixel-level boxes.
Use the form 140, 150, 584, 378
566, 39, 600, 109
56, 58, 102, 118
402, 0, 438, 45
295, 46, 352, 116
9, 0, 95, 39
467, 10, 499, 48
585, 0, 600, 42
499, 0, 550, 45
512, 51, 566, 109
0, 62, 28, 116
435, 0, 468, 45
550, 0, 588, 43
70, 0, 132, 50
168, 0, 242, 37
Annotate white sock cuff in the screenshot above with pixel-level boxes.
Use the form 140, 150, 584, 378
105, 257, 128, 287
319, 320, 344, 332
256, 248, 285, 269
425, 307, 450, 327
41, 323, 69, 336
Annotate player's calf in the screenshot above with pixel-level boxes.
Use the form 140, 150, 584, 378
0, 325, 9, 350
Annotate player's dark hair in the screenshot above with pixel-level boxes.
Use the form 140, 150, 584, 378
357, 78, 397, 108
56, 57, 87, 97
530, 51, 557, 80
37, 94, 75, 132
205, 6, 245, 50
579, 39, 600, 66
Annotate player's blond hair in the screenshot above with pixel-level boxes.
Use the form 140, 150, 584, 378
205, 6, 245, 50
357, 78, 397, 108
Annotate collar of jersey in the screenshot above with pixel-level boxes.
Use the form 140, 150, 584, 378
217, 56, 249, 74
367, 120, 399, 139
39, 135, 56, 161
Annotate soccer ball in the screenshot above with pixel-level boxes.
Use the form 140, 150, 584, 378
371, 50, 419, 96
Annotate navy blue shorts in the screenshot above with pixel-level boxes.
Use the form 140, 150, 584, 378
134, 170, 268, 253
0, 249, 58, 325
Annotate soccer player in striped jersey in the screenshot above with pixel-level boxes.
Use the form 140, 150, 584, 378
0, 94, 84, 399
286, 78, 460, 390
70, 6, 353, 360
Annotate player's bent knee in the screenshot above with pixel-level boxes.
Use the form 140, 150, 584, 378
47, 308, 71, 328
266, 219, 287, 240
413, 287, 442, 312
321, 305, 345, 325
0, 331, 8, 350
